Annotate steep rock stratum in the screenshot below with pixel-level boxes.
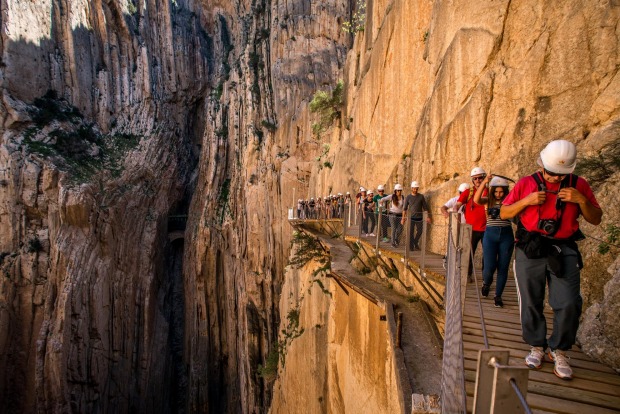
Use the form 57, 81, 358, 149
0, 0, 619, 414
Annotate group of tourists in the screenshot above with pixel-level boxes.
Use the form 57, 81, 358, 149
447, 140, 602, 381
295, 140, 601, 382
354, 182, 432, 249
296, 193, 351, 219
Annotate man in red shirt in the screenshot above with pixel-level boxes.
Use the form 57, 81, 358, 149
500, 140, 602, 380
456, 167, 488, 278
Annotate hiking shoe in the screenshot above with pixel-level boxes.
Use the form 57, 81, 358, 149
494, 296, 503, 308
525, 347, 545, 369
481, 284, 490, 298
548, 350, 573, 380
369, 233, 375, 236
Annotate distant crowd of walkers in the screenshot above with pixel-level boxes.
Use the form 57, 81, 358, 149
296, 193, 351, 219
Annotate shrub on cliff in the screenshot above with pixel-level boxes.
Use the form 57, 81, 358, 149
575, 137, 620, 189
309, 81, 343, 137
288, 231, 329, 268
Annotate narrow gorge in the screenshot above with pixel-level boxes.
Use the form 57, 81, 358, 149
0, 0, 619, 413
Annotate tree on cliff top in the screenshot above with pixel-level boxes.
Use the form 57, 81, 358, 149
309, 81, 344, 137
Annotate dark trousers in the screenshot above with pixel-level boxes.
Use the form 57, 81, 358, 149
379, 211, 390, 238
389, 214, 403, 245
468, 230, 485, 276
514, 246, 582, 351
482, 226, 514, 297
408, 219, 423, 250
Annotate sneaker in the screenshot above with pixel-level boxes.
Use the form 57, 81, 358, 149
548, 350, 573, 380
494, 296, 503, 308
382, 237, 389, 243
369, 233, 375, 236
525, 346, 545, 369
481, 284, 490, 298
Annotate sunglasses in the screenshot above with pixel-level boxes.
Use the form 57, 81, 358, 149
472, 176, 485, 181
544, 169, 566, 178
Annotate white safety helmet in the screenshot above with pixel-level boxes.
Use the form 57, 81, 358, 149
537, 139, 577, 174
377, 184, 385, 191
360, 187, 366, 192
394, 183, 403, 191
489, 176, 509, 187
470, 167, 486, 177
410, 181, 420, 188
346, 191, 350, 195
458, 183, 470, 192
368, 190, 374, 195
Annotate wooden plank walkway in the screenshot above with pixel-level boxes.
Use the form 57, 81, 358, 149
340, 219, 620, 413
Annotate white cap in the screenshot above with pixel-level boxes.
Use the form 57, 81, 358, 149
410, 181, 420, 188
489, 176, 509, 187
537, 140, 577, 174
394, 183, 403, 191
470, 167, 486, 177
377, 185, 385, 191
458, 183, 470, 192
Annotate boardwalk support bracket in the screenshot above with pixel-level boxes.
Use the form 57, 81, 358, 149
473, 350, 529, 414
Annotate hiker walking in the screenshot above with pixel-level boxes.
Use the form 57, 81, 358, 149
500, 140, 602, 380
402, 181, 431, 251
473, 175, 514, 308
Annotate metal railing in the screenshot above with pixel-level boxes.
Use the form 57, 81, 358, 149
440, 212, 468, 413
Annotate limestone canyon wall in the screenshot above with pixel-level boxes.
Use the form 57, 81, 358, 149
0, 0, 619, 413
0, 0, 209, 412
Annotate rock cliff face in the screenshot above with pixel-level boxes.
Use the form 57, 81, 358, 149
0, 0, 619, 413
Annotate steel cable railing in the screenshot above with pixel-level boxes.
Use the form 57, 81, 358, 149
440, 212, 467, 413
470, 246, 490, 350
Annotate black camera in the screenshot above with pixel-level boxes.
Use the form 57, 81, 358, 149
538, 218, 559, 236
488, 207, 501, 219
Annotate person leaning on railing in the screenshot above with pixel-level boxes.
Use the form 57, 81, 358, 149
473, 175, 514, 308
441, 183, 469, 223
500, 140, 603, 381
380, 184, 405, 247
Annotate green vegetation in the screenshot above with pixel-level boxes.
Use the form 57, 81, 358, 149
288, 231, 329, 268
217, 178, 232, 224
574, 138, 620, 188
598, 224, 620, 255
408, 294, 420, 303
27, 237, 43, 253
261, 119, 277, 132
24, 91, 141, 184
342, 0, 366, 33
127, 0, 137, 14
31, 90, 82, 127
309, 82, 343, 137
257, 346, 279, 381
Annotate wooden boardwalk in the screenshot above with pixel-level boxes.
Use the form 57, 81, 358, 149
341, 220, 620, 413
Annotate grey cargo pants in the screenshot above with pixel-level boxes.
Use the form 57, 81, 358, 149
513, 245, 582, 351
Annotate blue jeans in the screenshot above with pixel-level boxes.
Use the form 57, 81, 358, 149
482, 226, 514, 297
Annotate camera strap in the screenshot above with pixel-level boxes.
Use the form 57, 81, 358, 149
531, 172, 578, 231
